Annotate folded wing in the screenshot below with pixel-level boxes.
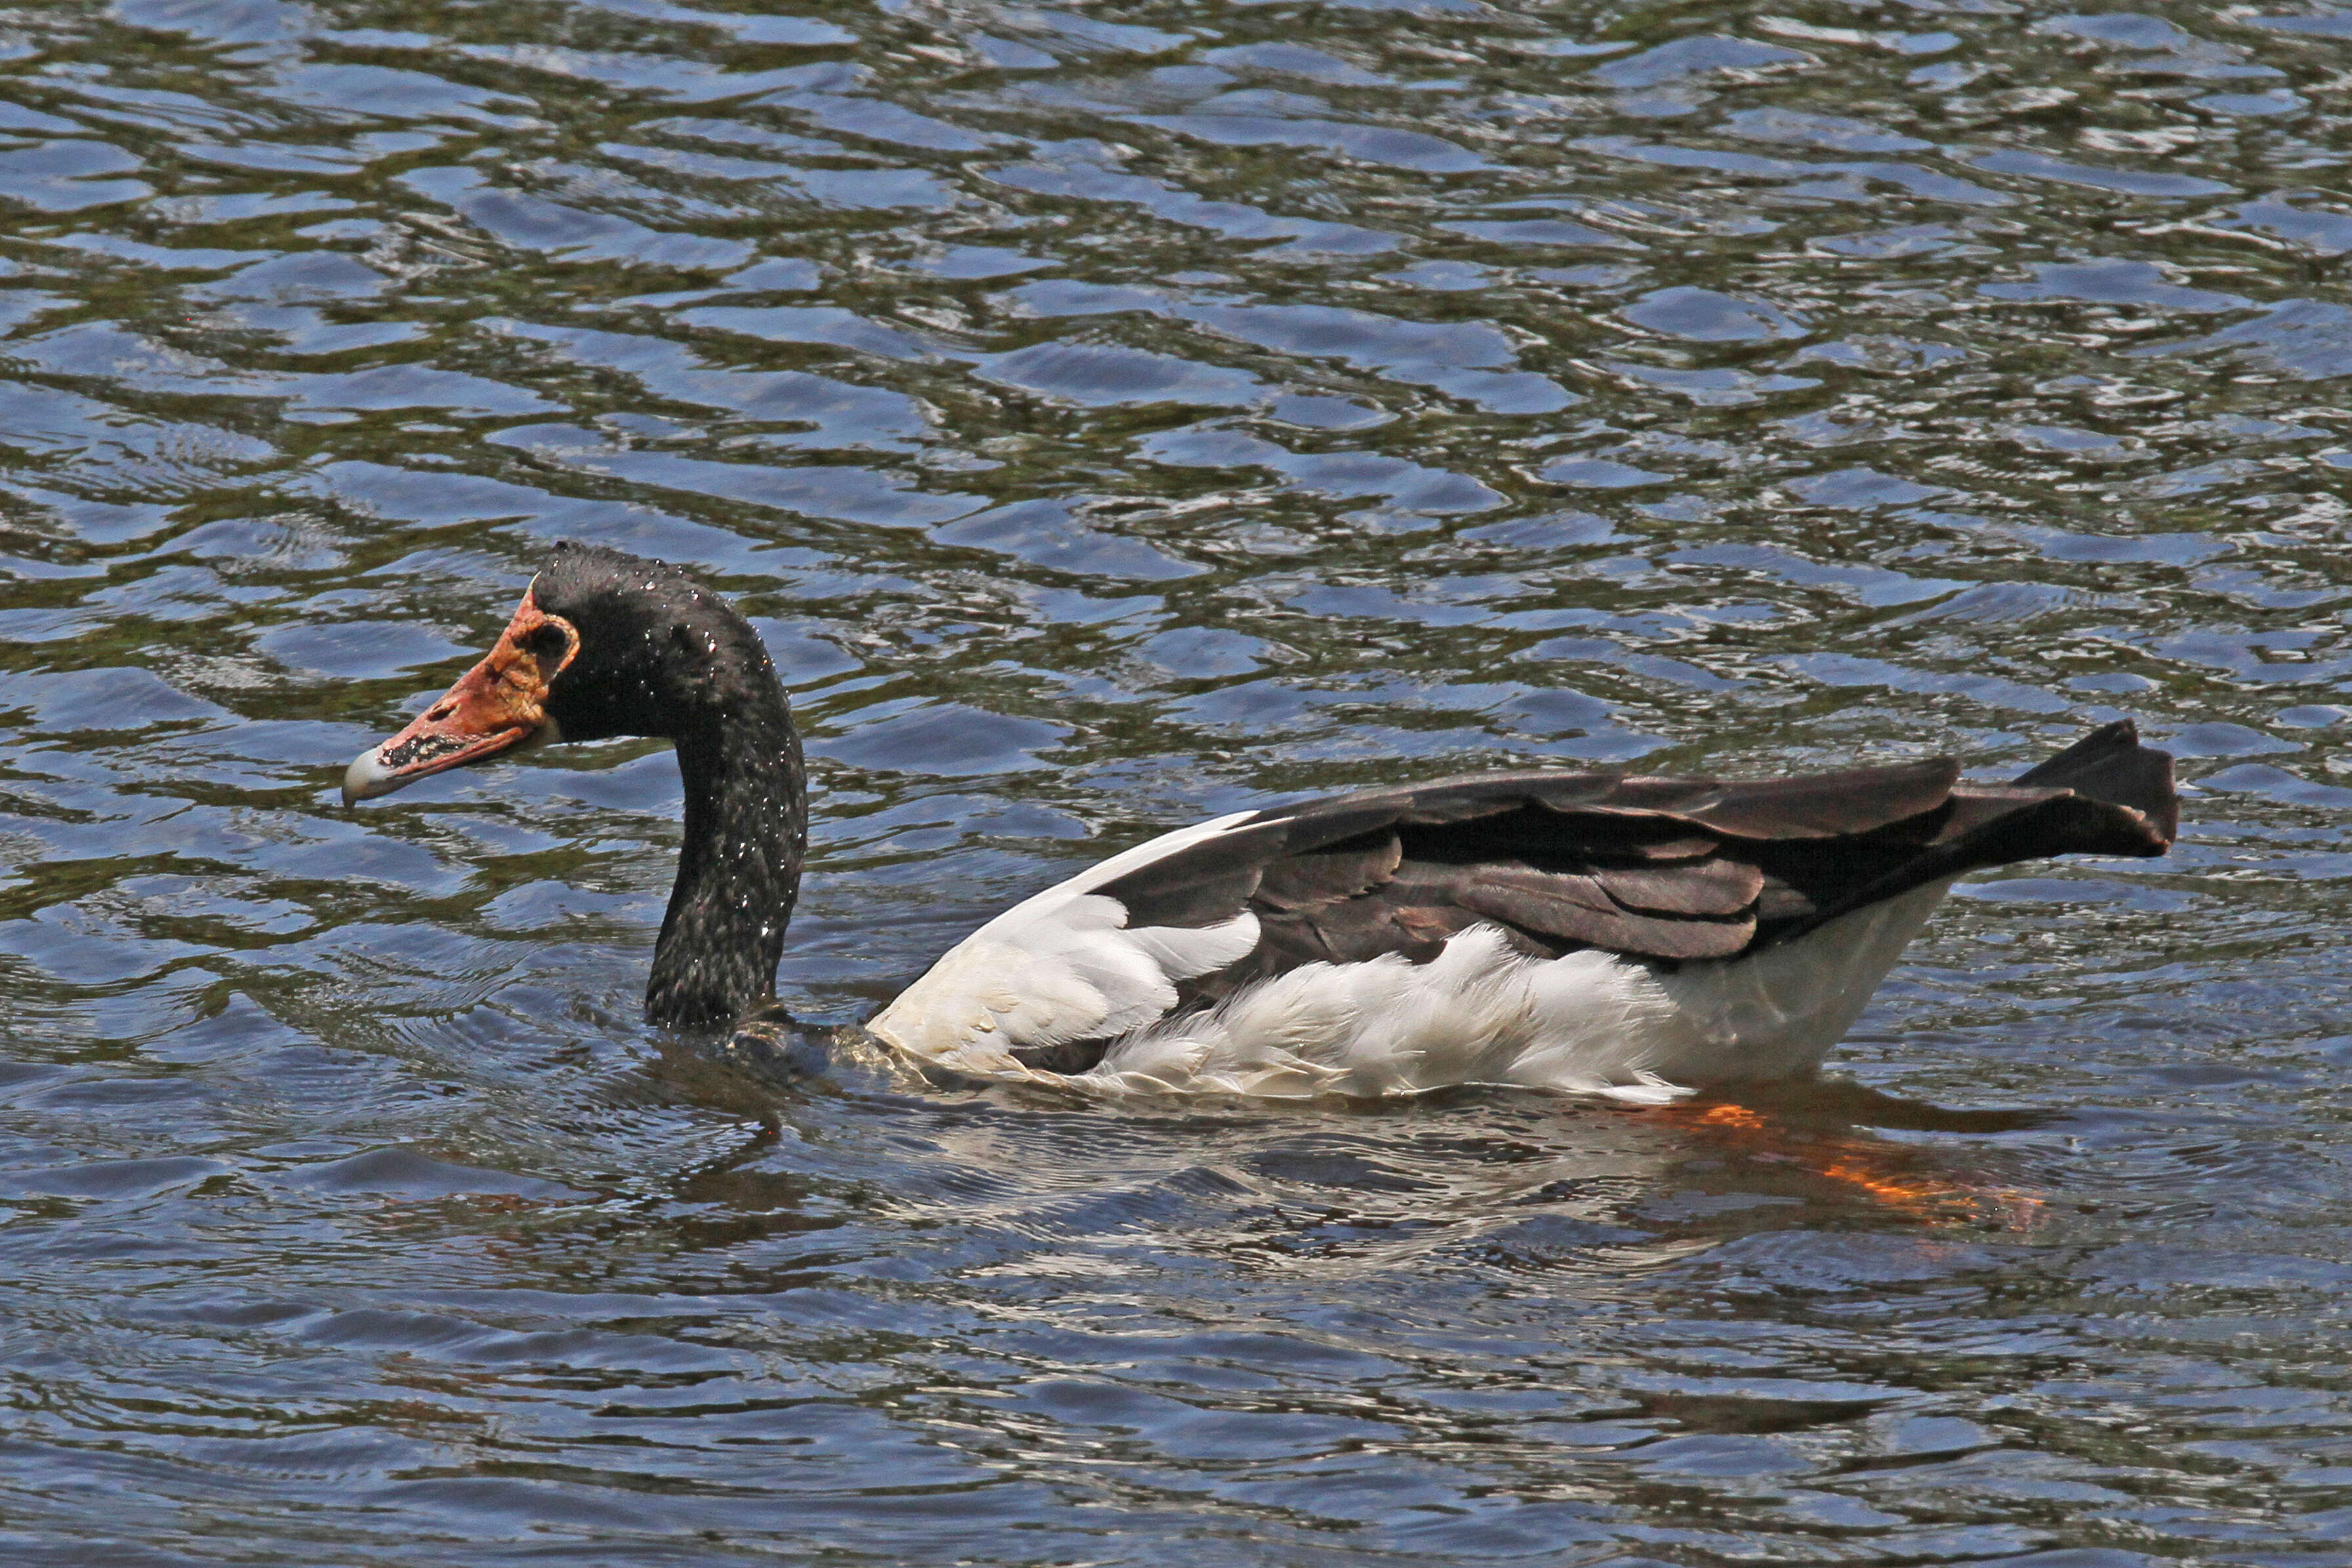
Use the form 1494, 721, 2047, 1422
866, 721, 2176, 1075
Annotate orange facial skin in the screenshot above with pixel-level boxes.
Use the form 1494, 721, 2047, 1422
342, 593, 578, 805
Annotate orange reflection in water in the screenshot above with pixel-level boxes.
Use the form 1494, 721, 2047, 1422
1651, 1098, 2046, 1226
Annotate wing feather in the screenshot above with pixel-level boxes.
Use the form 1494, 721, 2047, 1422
869, 725, 2177, 1075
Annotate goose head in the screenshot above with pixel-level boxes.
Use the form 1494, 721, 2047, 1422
342, 542, 780, 803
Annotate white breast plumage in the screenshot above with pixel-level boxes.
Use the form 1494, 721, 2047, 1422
865, 811, 1268, 1074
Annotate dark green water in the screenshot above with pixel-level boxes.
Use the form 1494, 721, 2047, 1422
2, 1, 2350, 1563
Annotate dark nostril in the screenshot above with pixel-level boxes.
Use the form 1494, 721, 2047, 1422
427, 703, 453, 721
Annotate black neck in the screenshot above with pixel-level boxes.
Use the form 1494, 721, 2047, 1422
645, 695, 806, 1030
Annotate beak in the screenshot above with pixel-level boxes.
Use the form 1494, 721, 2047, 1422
342, 592, 577, 807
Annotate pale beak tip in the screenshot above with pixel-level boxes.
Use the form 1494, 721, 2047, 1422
342, 747, 400, 807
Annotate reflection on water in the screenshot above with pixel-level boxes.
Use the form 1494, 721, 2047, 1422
2, 1, 2350, 1561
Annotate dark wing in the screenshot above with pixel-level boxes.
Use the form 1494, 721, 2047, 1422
1095, 720, 2176, 1028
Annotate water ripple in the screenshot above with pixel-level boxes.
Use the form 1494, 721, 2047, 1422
1, 0, 2350, 1562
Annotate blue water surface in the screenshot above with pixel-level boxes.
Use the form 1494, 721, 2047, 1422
1, 1, 2349, 1563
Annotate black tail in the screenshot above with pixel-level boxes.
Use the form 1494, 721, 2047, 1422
2011, 718, 2180, 845
1754, 720, 2177, 947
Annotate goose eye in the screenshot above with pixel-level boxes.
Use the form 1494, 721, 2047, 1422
523, 623, 571, 661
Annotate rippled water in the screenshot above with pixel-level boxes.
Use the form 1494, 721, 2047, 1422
3, 1, 2351, 1561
